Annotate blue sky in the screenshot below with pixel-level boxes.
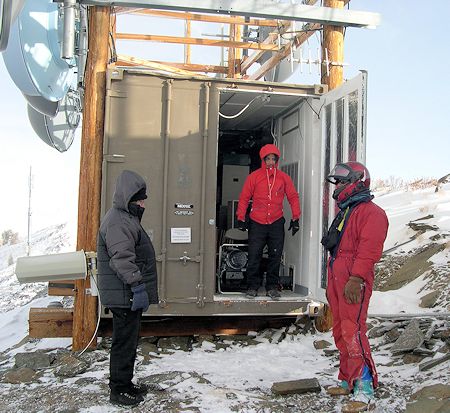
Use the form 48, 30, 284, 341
0, 0, 449, 235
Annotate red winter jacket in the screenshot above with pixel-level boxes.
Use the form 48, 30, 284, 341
236, 144, 301, 225
329, 201, 388, 285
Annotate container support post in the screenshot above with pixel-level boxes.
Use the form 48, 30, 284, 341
158, 80, 173, 308
197, 82, 210, 307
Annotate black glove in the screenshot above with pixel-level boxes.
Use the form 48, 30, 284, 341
237, 220, 248, 231
288, 219, 299, 236
131, 283, 149, 312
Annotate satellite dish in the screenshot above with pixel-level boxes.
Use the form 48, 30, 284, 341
2, 0, 76, 101
27, 90, 81, 152
24, 94, 59, 117
0, 0, 12, 51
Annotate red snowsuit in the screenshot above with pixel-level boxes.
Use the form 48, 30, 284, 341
326, 200, 388, 390
236, 144, 301, 223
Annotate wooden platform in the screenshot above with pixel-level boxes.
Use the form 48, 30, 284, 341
28, 307, 297, 339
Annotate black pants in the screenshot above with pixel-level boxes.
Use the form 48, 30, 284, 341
246, 217, 285, 291
109, 308, 142, 393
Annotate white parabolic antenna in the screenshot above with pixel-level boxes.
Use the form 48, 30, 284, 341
2, 0, 76, 102
0, 0, 12, 52
24, 93, 59, 117
27, 91, 81, 152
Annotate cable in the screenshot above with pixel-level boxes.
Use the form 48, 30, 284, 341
305, 98, 324, 119
218, 95, 261, 119
78, 267, 102, 356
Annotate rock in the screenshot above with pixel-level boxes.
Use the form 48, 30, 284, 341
2, 367, 41, 384
407, 222, 439, 232
402, 353, 425, 364
313, 340, 332, 350
385, 328, 401, 343
409, 384, 450, 400
140, 341, 159, 356
15, 352, 53, 369
391, 319, 424, 354
54, 355, 88, 377
342, 401, 374, 413
419, 353, 450, 371
380, 243, 445, 291
406, 384, 450, 413
157, 336, 192, 352
323, 349, 339, 357
419, 290, 440, 308
271, 378, 321, 395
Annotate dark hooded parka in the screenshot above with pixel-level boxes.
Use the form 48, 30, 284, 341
97, 170, 158, 308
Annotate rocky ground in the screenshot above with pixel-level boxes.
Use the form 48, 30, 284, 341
0, 314, 448, 413
0, 198, 449, 412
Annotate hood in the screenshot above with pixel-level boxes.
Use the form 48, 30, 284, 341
112, 170, 147, 212
259, 144, 280, 169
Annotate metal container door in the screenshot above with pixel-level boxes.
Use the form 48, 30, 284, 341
102, 72, 217, 311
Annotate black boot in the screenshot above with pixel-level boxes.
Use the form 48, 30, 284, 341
110, 391, 144, 407
128, 382, 149, 396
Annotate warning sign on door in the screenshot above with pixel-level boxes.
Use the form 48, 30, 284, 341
170, 227, 192, 243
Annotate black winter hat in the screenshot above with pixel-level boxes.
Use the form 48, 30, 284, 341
130, 188, 147, 202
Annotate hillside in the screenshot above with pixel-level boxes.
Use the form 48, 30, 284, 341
0, 183, 448, 412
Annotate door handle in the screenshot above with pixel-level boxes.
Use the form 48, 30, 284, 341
179, 252, 191, 265
165, 252, 201, 265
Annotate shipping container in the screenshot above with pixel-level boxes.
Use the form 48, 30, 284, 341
100, 68, 367, 317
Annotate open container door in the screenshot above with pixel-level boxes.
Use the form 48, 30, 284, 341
306, 71, 368, 303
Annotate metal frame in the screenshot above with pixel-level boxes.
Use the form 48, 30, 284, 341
217, 243, 248, 295
78, 0, 381, 28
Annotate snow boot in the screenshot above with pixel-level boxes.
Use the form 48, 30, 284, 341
110, 391, 144, 407
352, 365, 374, 403
128, 382, 149, 396
266, 289, 281, 300
342, 366, 375, 412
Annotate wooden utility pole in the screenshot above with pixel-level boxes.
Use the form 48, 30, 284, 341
321, 0, 345, 90
73, 6, 111, 351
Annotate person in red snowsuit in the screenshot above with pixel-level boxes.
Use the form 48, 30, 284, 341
322, 161, 388, 403
236, 144, 301, 299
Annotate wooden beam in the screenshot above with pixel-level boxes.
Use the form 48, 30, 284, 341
184, 19, 191, 64
29, 308, 73, 338
116, 55, 227, 73
73, 6, 110, 351
99, 316, 296, 337
48, 281, 75, 296
245, 0, 349, 80
227, 22, 237, 78
322, 0, 345, 90
121, 8, 284, 27
115, 33, 279, 51
28, 310, 296, 339
116, 55, 201, 75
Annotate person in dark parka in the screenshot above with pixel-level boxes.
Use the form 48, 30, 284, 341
322, 161, 388, 408
97, 170, 158, 407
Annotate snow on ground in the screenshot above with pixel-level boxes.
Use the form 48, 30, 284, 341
369, 274, 435, 315
0, 184, 448, 412
373, 182, 450, 251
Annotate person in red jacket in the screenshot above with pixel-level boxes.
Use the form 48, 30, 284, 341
236, 144, 301, 299
321, 161, 388, 408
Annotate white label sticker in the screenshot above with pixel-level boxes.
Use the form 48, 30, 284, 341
170, 227, 192, 243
